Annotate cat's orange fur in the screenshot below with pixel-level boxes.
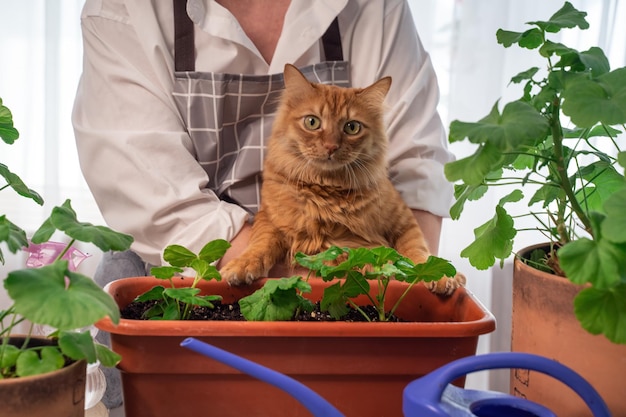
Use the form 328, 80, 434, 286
220, 64, 464, 295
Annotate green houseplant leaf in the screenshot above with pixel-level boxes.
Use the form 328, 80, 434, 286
561, 68, 626, 128
31, 199, 133, 252
239, 276, 313, 321
0, 98, 19, 144
575, 284, 626, 344
0, 163, 44, 205
15, 346, 65, 377
5, 260, 121, 329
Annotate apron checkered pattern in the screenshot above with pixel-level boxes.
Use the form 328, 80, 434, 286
172, 0, 350, 214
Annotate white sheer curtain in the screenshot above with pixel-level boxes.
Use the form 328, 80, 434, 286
1, 0, 625, 389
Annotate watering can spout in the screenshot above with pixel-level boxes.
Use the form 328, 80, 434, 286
180, 337, 345, 417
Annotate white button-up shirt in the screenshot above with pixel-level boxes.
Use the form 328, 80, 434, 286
73, 0, 454, 265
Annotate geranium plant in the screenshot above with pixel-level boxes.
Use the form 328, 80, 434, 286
1, 97, 133, 377
137, 240, 455, 323
444, 2, 626, 343
134, 240, 230, 320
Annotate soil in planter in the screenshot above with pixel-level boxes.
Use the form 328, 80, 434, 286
121, 300, 404, 322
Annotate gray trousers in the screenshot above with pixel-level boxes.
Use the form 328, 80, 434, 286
94, 250, 148, 409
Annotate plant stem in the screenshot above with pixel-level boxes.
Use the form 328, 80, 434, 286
347, 299, 371, 322
54, 238, 75, 262
550, 96, 593, 238
388, 278, 421, 319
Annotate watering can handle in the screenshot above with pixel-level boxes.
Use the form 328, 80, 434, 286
180, 337, 345, 417
403, 352, 611, 417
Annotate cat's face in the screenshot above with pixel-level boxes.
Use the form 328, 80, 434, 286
271, 65, 391, 175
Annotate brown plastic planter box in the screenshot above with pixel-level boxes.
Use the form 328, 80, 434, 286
97, 277, 495, 417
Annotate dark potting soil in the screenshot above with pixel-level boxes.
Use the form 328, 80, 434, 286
121, 300, 404, 322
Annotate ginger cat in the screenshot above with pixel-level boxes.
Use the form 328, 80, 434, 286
220, 64, 465, 295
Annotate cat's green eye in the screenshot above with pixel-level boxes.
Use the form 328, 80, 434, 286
343, 121, 362, 135
304, 116, 321, 130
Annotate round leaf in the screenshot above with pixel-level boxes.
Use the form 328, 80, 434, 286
5, 260, 121, 329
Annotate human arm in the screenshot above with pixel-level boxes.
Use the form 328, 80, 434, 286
412, 209, 442, 255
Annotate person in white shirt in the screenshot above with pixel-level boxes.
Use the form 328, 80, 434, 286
73, 0, 454, 409
73, 0, 452, 284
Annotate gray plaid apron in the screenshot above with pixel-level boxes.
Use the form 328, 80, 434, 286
172, 0, 350, 214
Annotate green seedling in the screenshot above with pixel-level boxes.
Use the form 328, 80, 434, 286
239, 246, 456, 322
135, 239, 231, 320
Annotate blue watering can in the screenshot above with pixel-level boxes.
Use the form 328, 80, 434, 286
180, 337, 610, 417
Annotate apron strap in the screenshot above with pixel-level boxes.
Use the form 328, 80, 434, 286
322, 18, 344, 62
174, 0, 195, 71
173, 1, 344, 71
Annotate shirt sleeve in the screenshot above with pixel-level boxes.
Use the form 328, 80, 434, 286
347, 0, 455, 218
72, 4, 249, 266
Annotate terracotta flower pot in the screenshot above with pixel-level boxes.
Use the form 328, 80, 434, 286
97, 277, 495, 417
512, 245, 626, 417
0, 337, 86, 417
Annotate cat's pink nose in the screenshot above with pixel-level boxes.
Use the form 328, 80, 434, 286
325, 144, 338, 156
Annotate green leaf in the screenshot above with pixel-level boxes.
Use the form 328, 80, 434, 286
410, 256, 457, 283
239, 276, 311, 321
294, 246, 346, 275
575, 161, 626, 213
198, 239, 231, 263
561, 67, 626, 128
510, 67, 539, 84
164, 287, 211, 306
320, 282, 350, 319
0, 344, 20, 368
163, 245, 198, 267
618, 152, 626, 172
95, 343, 121, 367
161, 303, 182, 320
31, 200, 133, 252
449, 184, 488, 220
150, 266, 183, 279
529, 183, 563, 208
558, 237, 626, 288
0, 215, 29, 257
0, 163, 44, 205
528, 1, 589, 32
444, 142, 502, 186
577, 47, 611, 77
5, 260, 121, 329
460, 205, 517, 269
134, 285, 165, 302
574, 284, 626, 344
601, 188, 626, 243
190, 259, 221, 281
0, 99, 19, 144
446, 101, 549, 185
496, 28, 543, 49
58, 330, 97, 363
16, 347, 65, 377
539, 40, 577, 59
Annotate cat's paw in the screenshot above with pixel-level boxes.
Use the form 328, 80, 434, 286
426, 272, 466, 296
220, 258, 268, 286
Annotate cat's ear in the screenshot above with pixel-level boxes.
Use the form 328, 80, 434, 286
359, 77, 392, 104
283, 64, 316, 95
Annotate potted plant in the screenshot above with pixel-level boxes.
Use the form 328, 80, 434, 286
97, 240, 495, 417
443, 2, 626, 415
0, 97, 133, 416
